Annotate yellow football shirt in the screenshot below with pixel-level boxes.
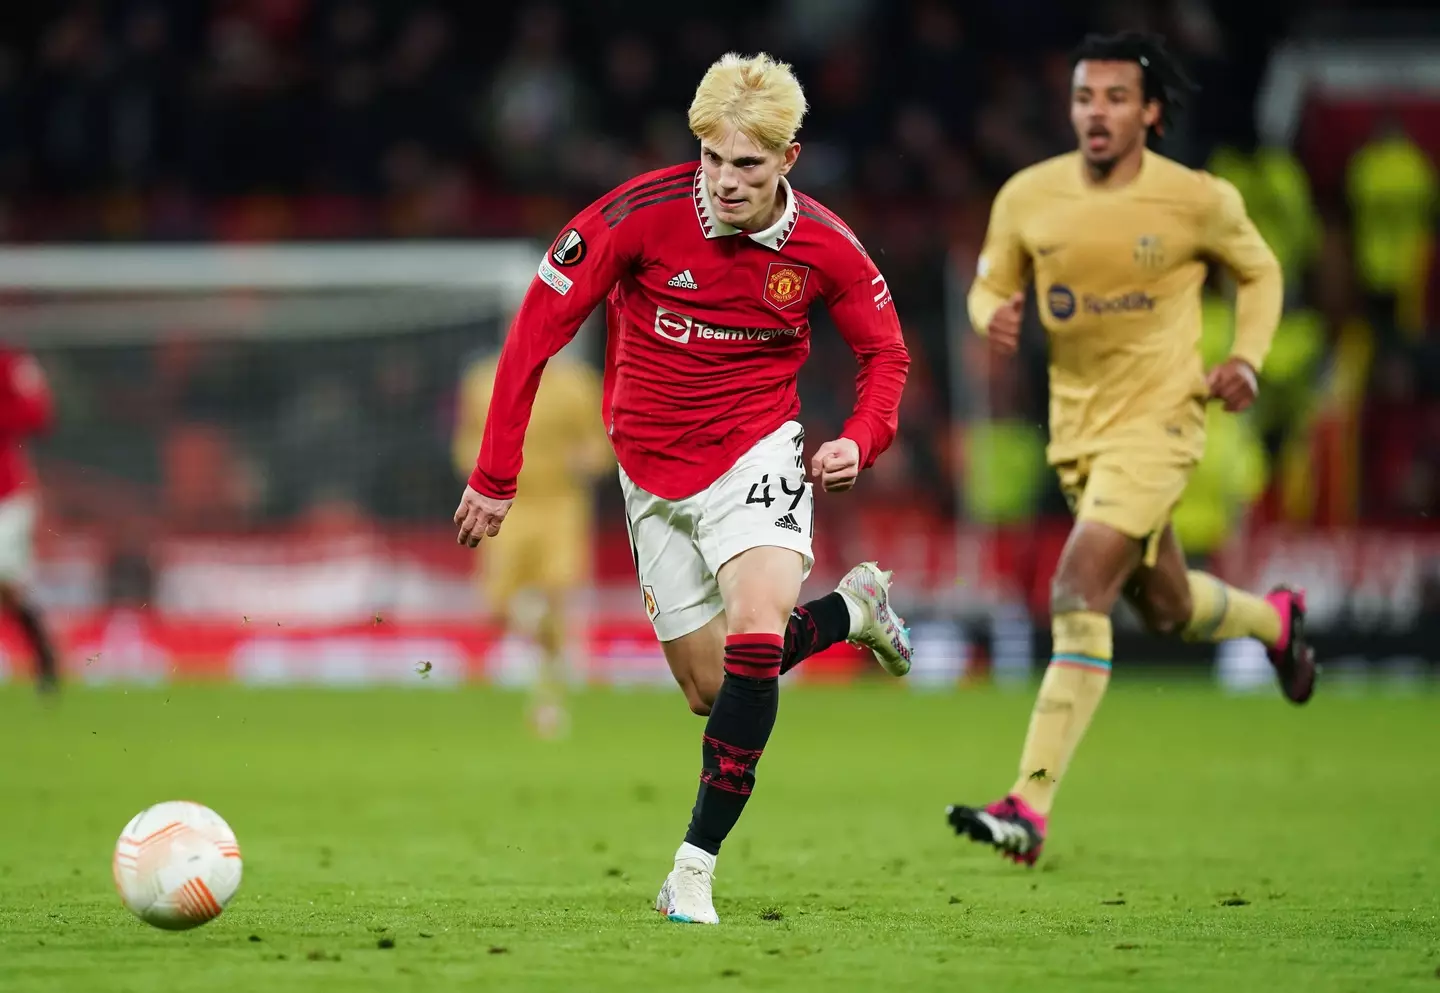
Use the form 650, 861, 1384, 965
968, 149, 1282, 465
452, 352, 611, 501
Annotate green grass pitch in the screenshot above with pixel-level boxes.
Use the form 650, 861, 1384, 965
0, 679, 1436, 992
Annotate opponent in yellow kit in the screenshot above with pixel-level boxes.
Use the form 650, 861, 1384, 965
972, 145, 1279, 563
452, 350, 611, 737
948, 31, 1317, 864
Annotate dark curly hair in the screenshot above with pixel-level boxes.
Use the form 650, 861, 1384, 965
1070, 31, 1199, 138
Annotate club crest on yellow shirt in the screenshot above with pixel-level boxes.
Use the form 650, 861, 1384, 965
1134, 234, 1165, 269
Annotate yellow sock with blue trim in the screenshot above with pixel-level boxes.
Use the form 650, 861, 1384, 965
1011, 611, 1113, 816
1182, 571, 1283, 647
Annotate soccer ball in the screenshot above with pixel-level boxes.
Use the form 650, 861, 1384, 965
112, 801, 243, 930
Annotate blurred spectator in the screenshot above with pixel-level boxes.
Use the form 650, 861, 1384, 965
105, 537, 156, 608
955, 332, 1048, 526
28, 6, 110, 193
0, 0, 1431, 535
1207, 133, 1321, 300
483, 5, 581, 191
109, 5, 185, 189
1346, 117, 1439, 342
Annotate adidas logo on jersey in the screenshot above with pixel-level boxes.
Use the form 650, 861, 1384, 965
774, 513, 802, 533
667, 269, 699, 290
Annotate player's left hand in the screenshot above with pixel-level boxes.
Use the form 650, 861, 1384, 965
1206, 358, 1259, 413
811, 437, 861, 493
453, 485, 514, 548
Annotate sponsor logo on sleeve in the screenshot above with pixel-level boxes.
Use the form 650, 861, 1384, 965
871, 272, 892, 311
537, 257, 573, 296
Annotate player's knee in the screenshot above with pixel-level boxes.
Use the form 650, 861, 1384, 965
721, 572, 792, 636
1050, 575, 1095, 616
1051, 547, 1102, 614
723, 602, 790, 639
717, 548, 803, 638
686, 693, 712, 717
507, 590, 546, 637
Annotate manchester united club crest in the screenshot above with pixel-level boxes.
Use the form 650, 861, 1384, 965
642, 585, 658, 619
1134, 234, 1164, 269
763, 263, 810, 311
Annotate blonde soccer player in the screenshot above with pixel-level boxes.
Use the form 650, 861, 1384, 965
453, 53, 913, 923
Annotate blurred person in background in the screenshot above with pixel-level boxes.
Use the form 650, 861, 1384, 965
1347, 115, 1438, 344
0, 346, 59, 692
949, 31, 1314, 867
1206, 130, 1321, 304
452, 346, 611, 740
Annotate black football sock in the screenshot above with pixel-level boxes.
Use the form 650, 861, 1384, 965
781, 592, 852, 674
682, 633, 782, 855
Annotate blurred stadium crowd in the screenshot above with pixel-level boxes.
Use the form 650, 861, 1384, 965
0, 0, 1437, 555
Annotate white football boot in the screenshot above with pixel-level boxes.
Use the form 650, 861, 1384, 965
836, 561, 913, 676
654, 844, 719, 924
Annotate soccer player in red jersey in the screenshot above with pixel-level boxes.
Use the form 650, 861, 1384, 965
0, 347, 59, 692
454, 53, 913, 924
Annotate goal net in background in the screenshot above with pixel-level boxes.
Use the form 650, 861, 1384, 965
0, 242, 930, 689
0, 242, 649, 686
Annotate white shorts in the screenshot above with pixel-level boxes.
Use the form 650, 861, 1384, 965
619, 421, 815, 642
0, 493, 36, 584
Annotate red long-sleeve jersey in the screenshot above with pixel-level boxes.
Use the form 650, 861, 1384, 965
0, 349, 53, 500
470, 162, 910, 502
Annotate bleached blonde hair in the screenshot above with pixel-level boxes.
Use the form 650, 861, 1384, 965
688, 52, 808, 152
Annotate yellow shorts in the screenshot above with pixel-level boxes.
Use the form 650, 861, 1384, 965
1055, 453, 1194, 567
478, 497, 592, 612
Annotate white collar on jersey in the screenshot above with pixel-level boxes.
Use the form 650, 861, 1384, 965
693, 168, 798, 251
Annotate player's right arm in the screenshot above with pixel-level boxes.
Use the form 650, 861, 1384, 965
455, 192, 638, 546
469, 203, 637, 501
967, 180, 1031, 353
1200, 175, 1283, 412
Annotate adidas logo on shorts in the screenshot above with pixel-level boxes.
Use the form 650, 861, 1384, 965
666, 269, 699, 290
774, 513, 802, 532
